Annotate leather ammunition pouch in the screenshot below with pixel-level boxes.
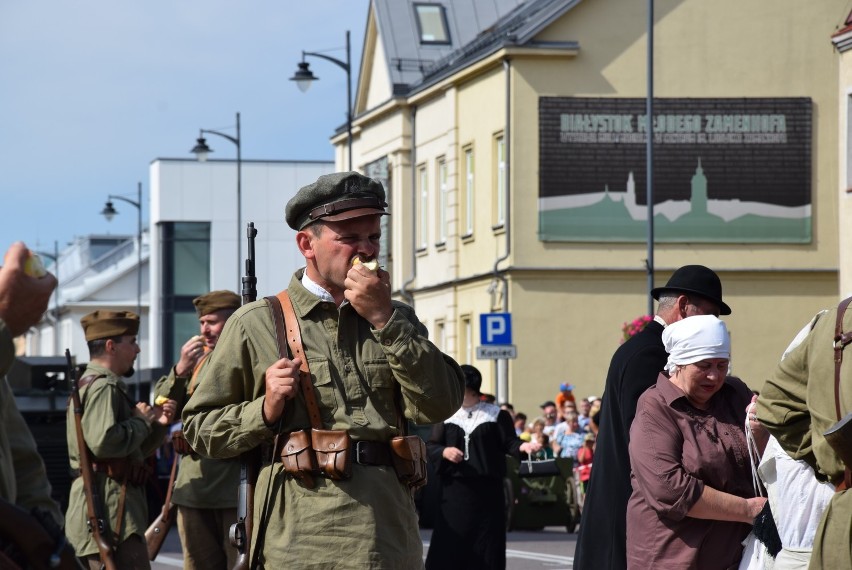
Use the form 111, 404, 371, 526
279, 429, 317, 488
390, 435, 428, 490
171, 430, 194, 456
91, 458, 150, 486
312, 429, 352, 480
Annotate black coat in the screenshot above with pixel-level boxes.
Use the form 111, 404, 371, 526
573, 320, 666, 570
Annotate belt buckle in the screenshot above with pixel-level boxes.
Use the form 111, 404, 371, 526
355, 440, 367, 465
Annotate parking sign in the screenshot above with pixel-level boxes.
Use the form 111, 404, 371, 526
480, 313, 512, 345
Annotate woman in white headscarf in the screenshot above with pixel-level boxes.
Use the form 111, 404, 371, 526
626, 315, 767, 570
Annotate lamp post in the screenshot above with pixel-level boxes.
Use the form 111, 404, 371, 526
101, 181, 143, 400
646, 0, 655, 315
191, 112, 241, 287
34, 240, 60, 355
290, 30, 352, 171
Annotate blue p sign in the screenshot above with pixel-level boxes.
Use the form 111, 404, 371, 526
480, 313, 512, 345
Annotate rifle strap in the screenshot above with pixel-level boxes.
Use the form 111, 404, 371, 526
163, 449, 180, 520
833, 296, 852, 490
266, 291, 322, 429
112, 479, 128, 547
833, 296, 852, 421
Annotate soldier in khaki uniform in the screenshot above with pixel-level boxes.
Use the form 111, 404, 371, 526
66, 310, 175, 569
153, 290, 241, 569
184, 171, 465, 569
758, 302, 852, 569
0, 242, 63, 523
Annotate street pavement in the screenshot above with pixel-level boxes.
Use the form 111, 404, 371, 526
152, 525, 577, 569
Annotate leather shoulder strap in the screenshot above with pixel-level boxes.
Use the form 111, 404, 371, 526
265, 292, 323, 429
834, 296, 852, 420
78, 374, 105, 409
187, 350, 212, 396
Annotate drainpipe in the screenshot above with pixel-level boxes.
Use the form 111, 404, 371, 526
491, 57, 512, 403
400, 105, 417, 306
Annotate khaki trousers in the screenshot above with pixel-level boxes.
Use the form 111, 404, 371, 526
177, 505, 238, 570
81, 534, 149, 570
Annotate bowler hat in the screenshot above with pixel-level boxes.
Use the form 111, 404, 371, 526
650, 265, 731, 315
285, 171, 389, 231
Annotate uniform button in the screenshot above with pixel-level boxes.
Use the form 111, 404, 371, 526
383, 339, 392, 346
344, 365, 351, 373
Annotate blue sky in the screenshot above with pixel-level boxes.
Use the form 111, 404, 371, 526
0, 1, 370, 257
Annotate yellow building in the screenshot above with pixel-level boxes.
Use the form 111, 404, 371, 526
336, 0, 849, 415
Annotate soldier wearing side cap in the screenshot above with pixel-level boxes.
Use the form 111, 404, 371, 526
66, 310, 175, 569
152, 290, 241, 570
183, 171, 465, 569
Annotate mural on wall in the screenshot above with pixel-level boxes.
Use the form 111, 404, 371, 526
538, 97, 812, 242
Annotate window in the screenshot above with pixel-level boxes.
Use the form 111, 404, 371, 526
418, 165, 429, 249
434, 319, 446, 351
161, 222, 210, 364
414, 4, 450, 44
365, 157, 391, 266
848, 95, 852, 191
464, 147, 474, 236
460, 314, 473, 365
437, 158, 448, 244
495, 135, 506, 227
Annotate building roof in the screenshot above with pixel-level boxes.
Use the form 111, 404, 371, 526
371, 0, 581, 97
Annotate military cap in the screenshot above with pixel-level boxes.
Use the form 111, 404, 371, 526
285, 171, 389, 231
81, 310, 140, 341
193, 290, 241, 317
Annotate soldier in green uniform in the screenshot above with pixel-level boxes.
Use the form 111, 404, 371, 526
183, 171, 465, 569
758, 302, 852, 569
0, 242, 63, 523
66, 310, 175, 569
153, 290, 241, 570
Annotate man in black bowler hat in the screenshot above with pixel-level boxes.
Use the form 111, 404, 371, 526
574, 265, 729, 569
183, 171, 465, 568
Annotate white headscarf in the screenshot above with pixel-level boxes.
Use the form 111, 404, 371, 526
662, 315, 731, 374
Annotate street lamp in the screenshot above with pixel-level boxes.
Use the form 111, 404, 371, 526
191, 112, 241, 287
101, 181, 143, 400
290, 30, 353, 171
34, 241, 60, 355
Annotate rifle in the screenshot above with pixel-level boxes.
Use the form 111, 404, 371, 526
230, 222, 261, 570
144, 448, 180, 560
66, 349, 117, 570
0, 498, 82, 569
241, 222, 257, 305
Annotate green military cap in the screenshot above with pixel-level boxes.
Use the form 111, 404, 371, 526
80, 310, 140, 341
193, 290, 241, 317
285, 171, 389, 231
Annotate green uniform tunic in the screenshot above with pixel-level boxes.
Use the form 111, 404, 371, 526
758, 305, 852, 569
0, 320, 63, 525
154, 362, 239, 509
183, 271, 465, 569
65, 363, 167, 557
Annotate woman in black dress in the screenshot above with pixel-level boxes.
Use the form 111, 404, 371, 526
425, 365, 541, 570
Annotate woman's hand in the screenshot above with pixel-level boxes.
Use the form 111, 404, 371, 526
746, 497, 768, 522
520, 441, 542, 455
746, 395, 769, 456
442, 447, 463, 463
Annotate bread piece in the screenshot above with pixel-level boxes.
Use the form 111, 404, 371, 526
23, 252, 47, 278
352, 257, 379, 271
